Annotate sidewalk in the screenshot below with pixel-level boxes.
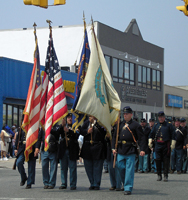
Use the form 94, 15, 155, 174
0, 157, 84, 169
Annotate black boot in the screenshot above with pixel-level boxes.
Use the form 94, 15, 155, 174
163, 158, 170, 182
155, 159, 162, 181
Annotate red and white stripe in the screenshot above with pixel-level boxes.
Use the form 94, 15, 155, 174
40, 70, 67, 151
22, 58, 42, 162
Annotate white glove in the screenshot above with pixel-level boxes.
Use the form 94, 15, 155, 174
148, 138, 153, 148
171, 140, 176, 151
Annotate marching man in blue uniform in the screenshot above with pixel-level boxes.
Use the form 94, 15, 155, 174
15, 128, 39, 189
149, 111, 176, 182
139, 118, 151, 173
79, 116, 106, 190
170, 118, 187, 174
112, 106, 146, 195
57, 113, 80, 190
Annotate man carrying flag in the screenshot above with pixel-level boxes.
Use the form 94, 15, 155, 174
75, 19, 121, 190
37, 21, 68, 189
15, 23, 41, 189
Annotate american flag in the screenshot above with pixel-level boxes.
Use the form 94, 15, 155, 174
22, 29, 42, 162
40, 28, 68, 151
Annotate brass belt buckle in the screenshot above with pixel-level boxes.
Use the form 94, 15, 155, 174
122, 140, 126, 144
23, 141, 26, 144
90, 140, 93, 144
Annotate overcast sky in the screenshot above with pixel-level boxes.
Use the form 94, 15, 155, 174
0, 0, 188, 86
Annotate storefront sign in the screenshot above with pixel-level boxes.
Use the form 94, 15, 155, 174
184, 100, 188, 109
121, 86, 147, 103
166, 94, 183, 108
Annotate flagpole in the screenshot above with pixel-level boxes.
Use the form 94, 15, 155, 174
46, 19, 52, 35
91, 17, 102, 68
33, 23, 37, 61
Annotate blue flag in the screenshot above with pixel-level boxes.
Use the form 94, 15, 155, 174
71, 24, 90, 132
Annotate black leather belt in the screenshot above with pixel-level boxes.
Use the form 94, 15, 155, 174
85, 141, 101, 144
118, 140, 134, 145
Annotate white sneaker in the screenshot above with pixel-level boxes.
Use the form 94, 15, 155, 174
0, 158, 3, 161
9, 156, 12, 159
4, 157, 9, 161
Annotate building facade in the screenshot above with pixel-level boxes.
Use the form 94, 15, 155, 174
164, 84, 188, 121
0, 19, 164, 124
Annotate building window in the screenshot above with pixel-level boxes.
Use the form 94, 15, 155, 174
112, 58, 118, 82
105, 55, 111, 72
3, 104, 24, 127
119, 59, 124, 83
7, 105, 13, 127
3, 104, 6, 126
152, 69, 161, 90
138, 65, 151, 88
19, 107, 24, 126
112, 57, 135, 85
13, 106, 18, 126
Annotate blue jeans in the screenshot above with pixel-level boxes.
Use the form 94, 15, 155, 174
134, 156, 139, 171
171, 149, 183, 171
116, 153, 136, 192
103, 159, 108, 171
182, 149, 188, 172
59, 149, 77, 188
151, 152, 157, 172
16, 151, 36, 185
107, 153, 122, 189
41, 150, 58, 187
139, 154, 149, 172
84, 159, 104, 188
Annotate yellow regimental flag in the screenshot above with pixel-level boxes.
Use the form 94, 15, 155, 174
75, 25, 121, 135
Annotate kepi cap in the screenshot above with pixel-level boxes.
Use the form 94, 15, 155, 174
123, 106, 133, 114
149, 118, 155, 122
158, 111, 165, 117
180, 118, 186, 122
140, 118, 146, 123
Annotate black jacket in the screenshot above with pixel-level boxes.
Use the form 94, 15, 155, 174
79, 120, 107, 160
106, 125, 116, 162
57, 124, 80, 160
15, 129, 36, 159
112, 119, 147, 155
36, 125, 59, 153
175, 126, 187, 149
149, 121, 176, 142
142, 126, 151, 154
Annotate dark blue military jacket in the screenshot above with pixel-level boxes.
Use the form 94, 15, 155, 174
112, 119, 147, 155
79, 120, 107, 160
106, 125, 116, 162
175, 126, 187, 149
57, 124, 80, 160
15, 129, 36, 159
149, 121, 176, 142
142, 126, 151, 154
36, 125, 59, 152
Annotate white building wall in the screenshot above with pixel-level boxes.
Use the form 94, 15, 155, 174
0, 23, 97, 67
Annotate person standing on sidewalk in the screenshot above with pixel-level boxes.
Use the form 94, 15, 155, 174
0, 126, 10, 161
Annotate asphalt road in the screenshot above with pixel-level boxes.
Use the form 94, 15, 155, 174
0, 159, 188, 200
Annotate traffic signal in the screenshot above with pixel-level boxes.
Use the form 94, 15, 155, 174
54, 0, 66, 5
176, 0, 188, 16
23, 0, 48, 8
23, 0, 66, 8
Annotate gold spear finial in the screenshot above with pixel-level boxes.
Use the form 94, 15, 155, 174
33, 22, 37, 32
46, 20, 52, 29
83, 11, 86, 31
